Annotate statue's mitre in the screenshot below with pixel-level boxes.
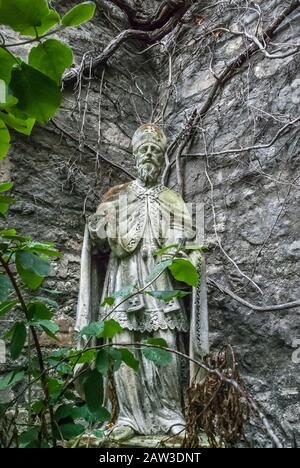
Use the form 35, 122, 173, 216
132, 124, 167, 152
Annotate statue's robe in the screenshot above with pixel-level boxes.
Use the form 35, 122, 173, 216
75, 180, 208, 434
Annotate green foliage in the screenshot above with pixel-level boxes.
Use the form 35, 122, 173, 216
10, 321, 27, 359
10, 63, 62, 124
62, 2, 96, 27
0, 274, 12, 301
0, 0, 96, 158
15, 251, 50, 289
142, 338, 173, 367
146, 290, 190, 302
168, 258, 199, 287
0, 180, 205, 447
0, 119, 10, 160
0, 370, 24, 390
78, 319, 123, 339
83, 369, 104, 415
29, 39, 73, 85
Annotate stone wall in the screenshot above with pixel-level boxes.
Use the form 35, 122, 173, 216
1, 0, 299, 447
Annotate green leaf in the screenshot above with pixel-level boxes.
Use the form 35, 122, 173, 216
154, 243, 178, 257
78, 321, 104, 338
0, 0, 60, 36
0, 49, 16, 84
168, 258, 199, 287
29, 39, 73, 85
142, 338, 171, 367
23, 9, 61, 36
72, 349, 96, 364
0, 299, 18, 317
0, 275, 12, 301
144, 337, 168, 348
0, 92, 19, 111
10, 62, 62, 124
62, 2, 96, 27
0, 370, 24, 390
55, 403, 88, 422
59, 423, 85, 440
0, 119, 10, 160
31, 400, 45, 414
83, 369, 104, 415
119, 348, 139, 371
19, 428, 39, 448
10, 321, 27, 359
142, 345, 172, 367
95, 349, 109, 375
145, 260, 172, 284
37, 319, 59, 340
25, 241, 61, 257
0, 182, 13, 193
0, 111, 35, 136
101, 286, 133, 306
28, 301, 53, 320
78, 319, 123, 339
15, 251, 50, 289
101, 319, 123, 339
146, 290, 190, 303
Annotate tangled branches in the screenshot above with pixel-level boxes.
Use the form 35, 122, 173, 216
184, 345, 250, 448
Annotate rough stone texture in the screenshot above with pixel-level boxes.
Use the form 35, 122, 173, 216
0, 0, 299, 447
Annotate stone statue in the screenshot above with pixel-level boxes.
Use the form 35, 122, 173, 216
75, 124, 209, 440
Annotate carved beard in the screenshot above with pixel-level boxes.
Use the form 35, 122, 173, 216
137, 162, 161, 185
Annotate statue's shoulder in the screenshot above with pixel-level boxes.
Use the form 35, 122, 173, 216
101, 182, 132, 203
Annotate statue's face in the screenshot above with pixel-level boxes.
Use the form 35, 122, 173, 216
135, 142, 164, 186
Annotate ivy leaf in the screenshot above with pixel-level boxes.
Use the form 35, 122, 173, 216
0, 275, 12, 301
36, 320, 59, 341
29, 39, 73, 85
119, 348, 139, 371
10, 62, 62, 124
10, 321, 27, 359
0, 299, 18, 317
58, 423, 85, 440
168, 258, 199, 287
78, 319, 123, 339
62, 2, 96, 27
15, 251, 50, 290
100, 319, 123, 339
83, 369, 104, 415
146, 290, 190, 303
28, 301, 53, 321
0, 111, 35, 136
0, 370, 24, 390
0, 0, 60, 36
78, 321, 103, 338
0, 182, 13, 193
0, 49, 16, 84
19, 428, 39, 448
144, 337, 168, 348
0, 119, 10, 160
142, 346, 172, 367
101, 286, 133, 306
142, 338, 171, 367
95, 349, 109, 375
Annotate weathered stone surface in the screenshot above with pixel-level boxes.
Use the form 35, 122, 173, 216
1, 0, 299, 447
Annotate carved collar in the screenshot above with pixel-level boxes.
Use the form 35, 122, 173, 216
131, 180, 164, 198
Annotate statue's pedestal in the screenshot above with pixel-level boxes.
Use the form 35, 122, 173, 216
78, 433, 210, 448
